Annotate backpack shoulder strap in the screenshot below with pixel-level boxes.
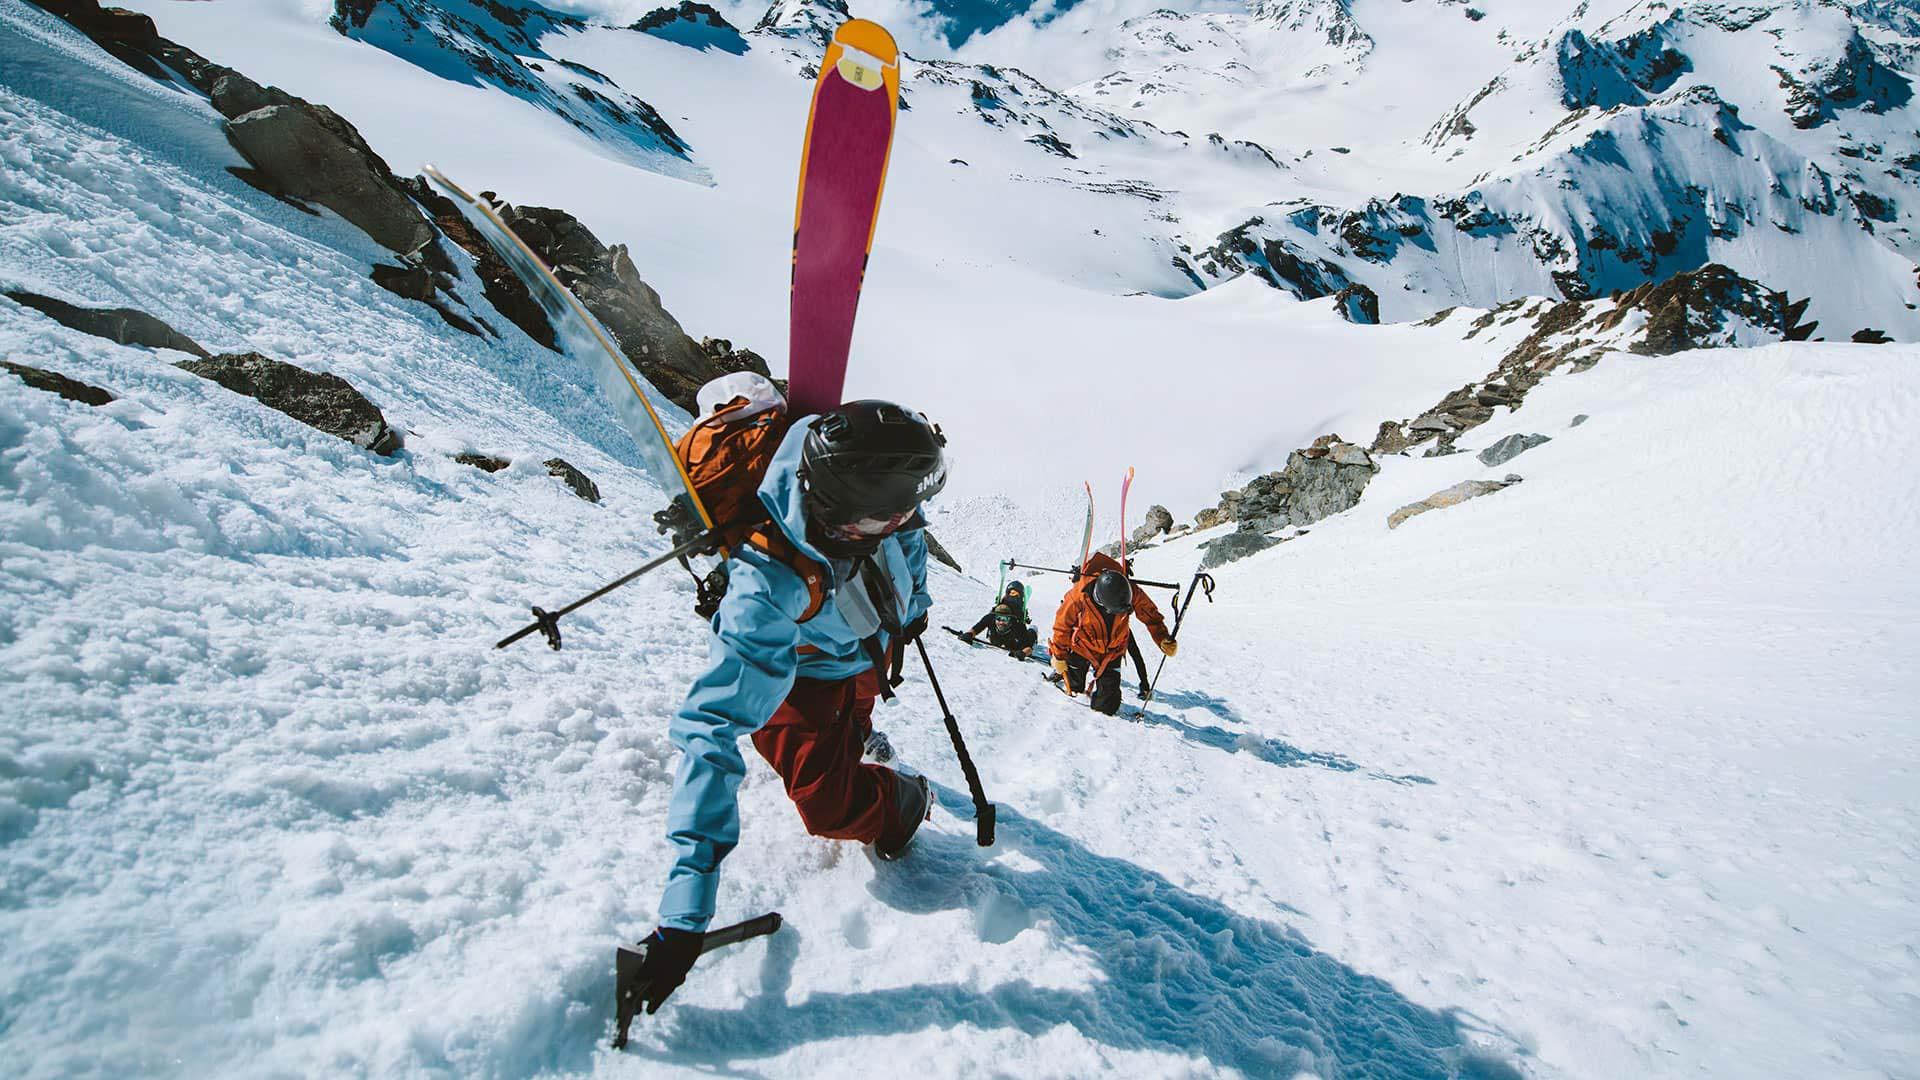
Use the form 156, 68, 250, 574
743, 524, 829, 624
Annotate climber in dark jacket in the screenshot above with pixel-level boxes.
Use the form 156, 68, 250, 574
960, 581, 1038, 659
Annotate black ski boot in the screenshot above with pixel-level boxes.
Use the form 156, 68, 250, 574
875, 771, 930, 861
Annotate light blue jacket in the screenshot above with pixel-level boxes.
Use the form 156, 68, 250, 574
658, 417, 932, 931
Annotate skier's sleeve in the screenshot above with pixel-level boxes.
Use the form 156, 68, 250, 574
1133, 587, 1171, 645
1050, 592, 1079, 660
897, 526, 932, 624
967, 610, 996, 635
659, 549, 806, 933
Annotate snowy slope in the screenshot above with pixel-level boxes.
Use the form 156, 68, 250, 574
3, 1, 1919, 1078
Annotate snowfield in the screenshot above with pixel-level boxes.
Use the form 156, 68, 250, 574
3, 1, 1918, 1078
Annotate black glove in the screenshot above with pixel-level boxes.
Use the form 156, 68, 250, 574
634, 926, 704, 1015
900, 613, 928, 645
960, 631, 977, 644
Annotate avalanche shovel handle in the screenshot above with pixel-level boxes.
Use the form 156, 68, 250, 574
613, 912, 784, 1049
496, 531, 719, 650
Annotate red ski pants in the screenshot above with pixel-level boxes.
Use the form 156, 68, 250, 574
750, 669, 900, 843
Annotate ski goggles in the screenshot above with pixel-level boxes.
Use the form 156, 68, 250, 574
820, 509, 913, 541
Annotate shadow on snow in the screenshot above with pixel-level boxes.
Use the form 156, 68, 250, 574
1134, 691, 1434, 786
650, 797, 1515, 1079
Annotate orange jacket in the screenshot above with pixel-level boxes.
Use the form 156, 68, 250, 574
1050, 553, 1170, 675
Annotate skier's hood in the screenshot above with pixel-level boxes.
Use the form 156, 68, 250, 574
757, 415, 835, 565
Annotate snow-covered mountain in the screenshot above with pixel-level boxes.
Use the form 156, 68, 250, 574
4, 0, 1918, 1077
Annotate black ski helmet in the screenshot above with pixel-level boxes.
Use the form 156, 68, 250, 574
1091, 570, 1132, 615
801, 400, 948, 525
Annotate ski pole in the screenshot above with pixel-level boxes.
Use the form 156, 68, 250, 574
1004, 561, 1180, 590
1145, 571, 1215, 698
913, 636, 996, 848
497, 531, 719, 651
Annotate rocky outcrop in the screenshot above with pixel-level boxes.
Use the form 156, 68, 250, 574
633, 2, 747, 54
6, 291, 208, 357
923, 530, 963, 573
27, 1, 438, 260
1478, 433, 1550, 467
1131, 504, 1175, 546
544, 458, 601, 503
1198, 435, 1379, 532
1388, 475, 1522, 530
454, 451, 509, 473
753, 0, 849, 50
176, 352, 403, 455
224, 102, 434, 255
2, 361, 115, 406
489, 199, 760, 411
1334, 282, 1379, 324
1198, 527, 1282, 570
1372, 265, 1812, 456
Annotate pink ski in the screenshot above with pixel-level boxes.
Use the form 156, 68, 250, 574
787, 20, 900, 416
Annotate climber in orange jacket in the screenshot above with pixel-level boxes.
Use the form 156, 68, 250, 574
1050, 553, 1174, 715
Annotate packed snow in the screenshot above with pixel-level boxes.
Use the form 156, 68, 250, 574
3, 1, 1918, 1078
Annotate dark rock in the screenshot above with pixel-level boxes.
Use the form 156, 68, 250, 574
1851, 327, 1893, 344
1026, 133, 1077, 158
631, 1, 747, 54
699, 337, 773, 378
1570, 414, 1590, 427
1130, 503, 1175, 546
176, 351, 403, 455
1194, 507, 1227, 530
1199, 528, 1281, 570
493, 201, 724, 411
923, 530, 963, 573
224, 103, 434, 255
7, 291, 209, 357
401, 176, 554, 349
1477, 432, 1550, 467
455, 451, 510, 473
208, 72, 287, 119
371, 264, 435, 302
543, 457, 601, 503
2, 361, 115, 406
1334, 282, 1379, 324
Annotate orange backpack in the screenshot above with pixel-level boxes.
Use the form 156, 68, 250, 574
671, 396, 828, 622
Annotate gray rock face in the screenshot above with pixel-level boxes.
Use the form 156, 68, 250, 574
1131, 503, 1175, 546
1387, 475, 1521, 530
224, 103, 434, 255
493, 202, 743, 412
6, 291, 208, 357
1199, 527, 1282, 569
1477, 432, 1550, 466
176, 352, 403, 455
1193, 435, 1378, 532
1570, 413, 1590, 428
544, 458, 601, 503
3, 361, 115, 406
1280, 440, 1379, 526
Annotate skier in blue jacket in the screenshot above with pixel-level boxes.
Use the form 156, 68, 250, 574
631, 400, 946, 1012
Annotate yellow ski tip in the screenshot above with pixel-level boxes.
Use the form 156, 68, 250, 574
833, 19, 898, 66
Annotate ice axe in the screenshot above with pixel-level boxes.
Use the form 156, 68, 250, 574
1144, 571, 1215, 699
613, 912, 783, 1048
